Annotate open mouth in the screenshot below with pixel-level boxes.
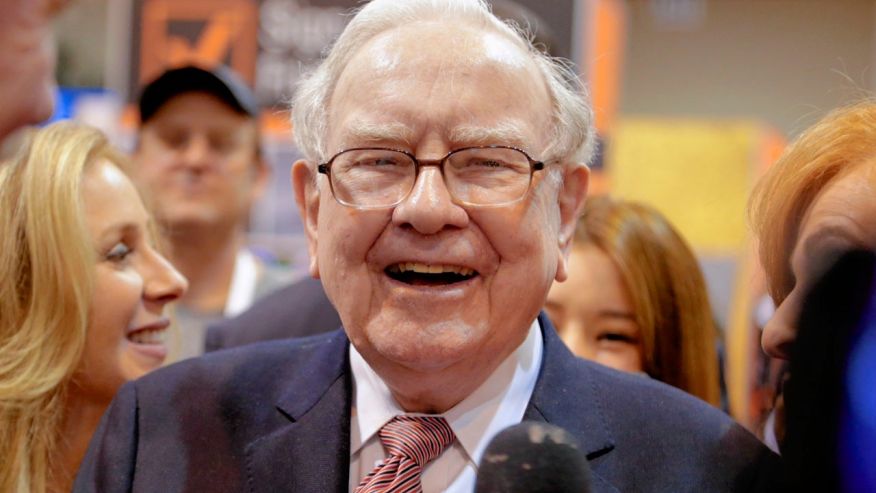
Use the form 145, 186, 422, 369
126, 326, 167, 345
385, 262, 478, 286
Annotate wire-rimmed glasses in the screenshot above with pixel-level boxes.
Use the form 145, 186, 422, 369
317, 145, 545, 209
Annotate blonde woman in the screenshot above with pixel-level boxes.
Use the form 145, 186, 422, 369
0, 122, 187, 492
546, 195, 721, 406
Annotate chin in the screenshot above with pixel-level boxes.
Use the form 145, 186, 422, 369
159, 209, 223, 230
364, 316, 487, 370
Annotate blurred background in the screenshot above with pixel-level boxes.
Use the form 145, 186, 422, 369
47, 0, 875, 430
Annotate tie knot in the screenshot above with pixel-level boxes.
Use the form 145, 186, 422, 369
379, 415, 455, 467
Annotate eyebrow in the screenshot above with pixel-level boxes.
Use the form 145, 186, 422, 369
448, 121, 530, 148
96, 222, 137, 242
343, 121, 417, 148
342, 120, 532, 151
596, 309, 637, 321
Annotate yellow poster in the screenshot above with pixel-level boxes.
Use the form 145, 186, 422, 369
607, 119, 778, 254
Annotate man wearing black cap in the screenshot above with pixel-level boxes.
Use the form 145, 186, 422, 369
133, 65, 292, 361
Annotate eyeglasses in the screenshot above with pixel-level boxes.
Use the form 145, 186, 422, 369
317, 145, 545, 209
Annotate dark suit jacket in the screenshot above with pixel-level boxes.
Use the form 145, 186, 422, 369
74, 314, 776, 492
204, 277, 341, 352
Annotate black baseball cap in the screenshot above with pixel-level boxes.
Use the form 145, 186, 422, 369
138, 65, 259, 123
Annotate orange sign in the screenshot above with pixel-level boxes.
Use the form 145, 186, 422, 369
139, 0, 258, 87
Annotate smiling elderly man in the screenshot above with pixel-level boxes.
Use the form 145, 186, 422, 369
74, 1, 775, 492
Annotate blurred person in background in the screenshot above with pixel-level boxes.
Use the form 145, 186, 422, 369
546, 195, 721, 406
0, 0, 70, 142
749, 100, 876, 454
0, 122, 186, 492
133, 65, 293, 361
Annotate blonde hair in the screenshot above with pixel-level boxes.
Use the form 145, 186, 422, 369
577, 196, 721, 406
291, 0, 594, 168
0, 122, 131, 493
749, 100, 876, 304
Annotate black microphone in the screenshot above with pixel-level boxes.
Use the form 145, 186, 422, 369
474, 421, 592, 493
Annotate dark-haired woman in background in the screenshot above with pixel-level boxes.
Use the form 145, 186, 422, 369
546, 195, 721, 406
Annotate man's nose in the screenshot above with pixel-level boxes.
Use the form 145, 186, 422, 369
179, 134, 213, 169
392, 166, 468, 235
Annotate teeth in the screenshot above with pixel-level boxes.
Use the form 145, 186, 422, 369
128, 328, 167, 345
389, 262, 474, 276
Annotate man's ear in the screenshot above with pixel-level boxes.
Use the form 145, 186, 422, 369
555, 164, 589, 282
292, 159, 321, 279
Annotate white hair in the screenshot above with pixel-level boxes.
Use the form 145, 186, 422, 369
291, 0, 595, 171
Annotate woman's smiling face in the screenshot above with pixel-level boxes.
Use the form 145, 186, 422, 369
546, 244, 645, 374
74, 159, 187, 403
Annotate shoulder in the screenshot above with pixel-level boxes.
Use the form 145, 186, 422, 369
558, 359, 775, 491
138, 329, 347, 405
205, 277, 341, 351
584, 359, 740, 436
75, 330, 350, 492
226, 276, 336, 322
254, 259, 298, 297
541, 354, 741, 436
536, 315, 752, 450
255, 276, 331, 306
532, 316, 775, 492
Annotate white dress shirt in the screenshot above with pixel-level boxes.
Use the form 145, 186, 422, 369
224, 249, 259, 317
348, 319, 543, 493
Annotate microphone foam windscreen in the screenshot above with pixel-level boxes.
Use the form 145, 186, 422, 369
783, 249, 876, 491
475, 421, 592, 493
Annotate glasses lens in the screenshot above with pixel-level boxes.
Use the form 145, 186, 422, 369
445, 147, 533, 205
329, 149, 416, 207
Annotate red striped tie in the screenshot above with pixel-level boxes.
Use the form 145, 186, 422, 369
354, 415, 455, 493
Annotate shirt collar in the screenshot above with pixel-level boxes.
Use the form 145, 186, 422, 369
224, 249, 258, 317
349, 318, 543, 466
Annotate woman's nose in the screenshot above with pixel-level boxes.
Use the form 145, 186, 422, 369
762, 302, 797, 361
143, 250, 188, 305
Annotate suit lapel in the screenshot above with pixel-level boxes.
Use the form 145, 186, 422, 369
524, 313, 620, 492
244, 331, 353, 493
242, 317, 620, 491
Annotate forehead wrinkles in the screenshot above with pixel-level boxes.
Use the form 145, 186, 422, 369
330, 24, 551, 150
340, 120, 417, 149
448, 122, 531, 148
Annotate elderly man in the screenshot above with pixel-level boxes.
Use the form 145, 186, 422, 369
75, 1, 774, 491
